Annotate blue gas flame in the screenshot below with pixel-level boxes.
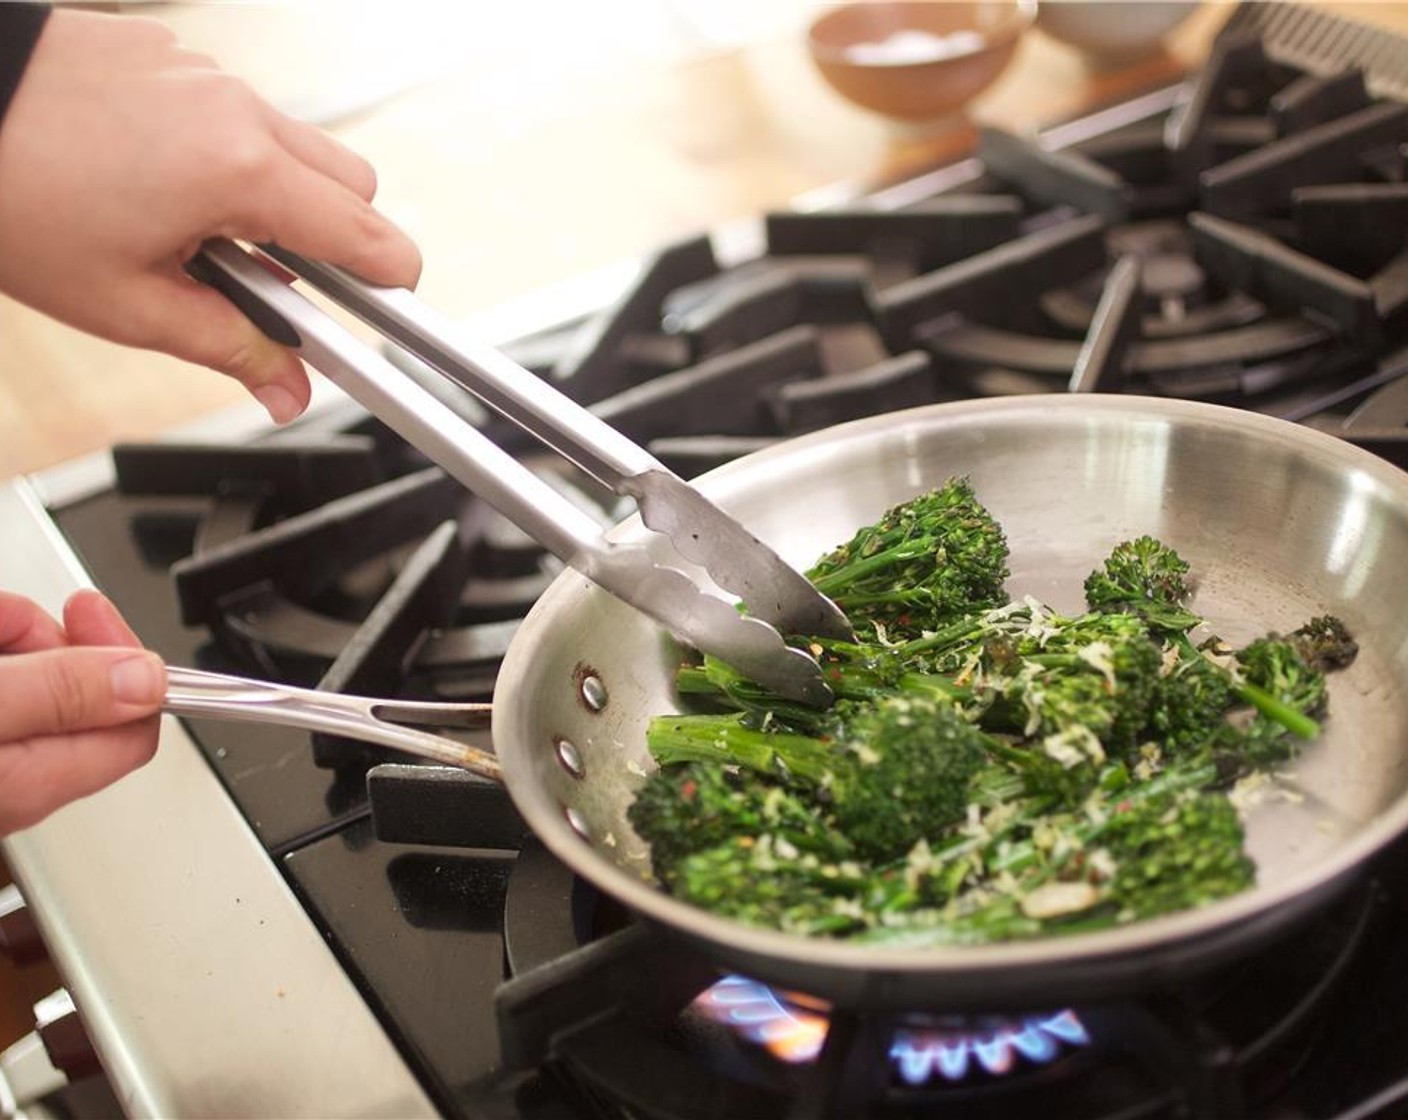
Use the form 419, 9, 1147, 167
692, 975, 1090, 1082
889, 1010, 1090, 1084
693, 974, 828, 1061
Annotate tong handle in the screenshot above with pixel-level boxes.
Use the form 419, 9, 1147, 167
190, 240, 608, 566
164, 666, 501, 779
257, 244, 659, 488
252, 244, 852, 645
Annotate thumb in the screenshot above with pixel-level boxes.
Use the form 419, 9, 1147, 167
128, 267, 311, 423
0, 648, 167, 742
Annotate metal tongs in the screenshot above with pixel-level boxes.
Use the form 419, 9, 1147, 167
186, 239, 852, 706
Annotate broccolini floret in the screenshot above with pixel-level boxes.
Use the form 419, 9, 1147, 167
646, 694, 988, 861
1239, 635, 1328, 719
805, 477, 1010, 637
1083, 534, 1201, 633
670, 836, 909, 936
1146, 644, 1235, 758
1083, 537, 1333, 745
626, 761, 851, 887
978, 610, 1163, 767
829, 695, 988, 859
849, 758, 1232, 945
1220, 633, 1331, 770
1291, 615, 1359, 672
1102, 789, 1255, 920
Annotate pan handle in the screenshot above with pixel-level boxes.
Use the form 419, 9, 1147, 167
163, 666, 502, 780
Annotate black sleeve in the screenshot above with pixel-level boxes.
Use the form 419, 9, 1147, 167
0, 3, 52, 128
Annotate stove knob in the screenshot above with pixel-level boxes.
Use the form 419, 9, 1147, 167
0, 1029, 68, 1117
33, 990, 100, 1082
0, 885, 44, 967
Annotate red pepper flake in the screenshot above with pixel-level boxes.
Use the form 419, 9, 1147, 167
1116, 799, 1133, 813
682, 780, 698, 801
897, 613, 911, 626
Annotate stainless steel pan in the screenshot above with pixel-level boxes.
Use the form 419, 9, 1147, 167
180, 244, 1408, 1009
492, 394, 1408, 1008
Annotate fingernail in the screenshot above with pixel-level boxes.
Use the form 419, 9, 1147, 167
110, 653, 164, 705
254, 384, 302, 424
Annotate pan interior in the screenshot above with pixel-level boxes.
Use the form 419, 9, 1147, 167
494, 396, 1408, 971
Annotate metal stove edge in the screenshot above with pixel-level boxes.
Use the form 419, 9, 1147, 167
0, 478, 438, 1119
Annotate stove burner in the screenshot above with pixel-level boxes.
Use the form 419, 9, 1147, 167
690, 974, 829, 1063
691, 975, 1089, 1086
889, 1010, 1089, 1084
1141, 252, 1207, 307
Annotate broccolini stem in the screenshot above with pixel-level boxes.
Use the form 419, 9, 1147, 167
676, 665, 720, 695
674, 654, 971, 729
645, 713, 838, 784
808, 536, 939, 595
1172, 635, 1320, 740
1236, 679, 1320, 740
1022, 653, 1091, 670
894, 672, 972, 704
681, 658, 846, 729
851, 905, 1043, 947
896, 616, 994, 658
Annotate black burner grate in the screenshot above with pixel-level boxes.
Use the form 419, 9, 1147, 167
1221, 2, 1408, 102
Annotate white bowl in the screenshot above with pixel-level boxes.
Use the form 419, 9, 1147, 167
1036, 1, 1199, 62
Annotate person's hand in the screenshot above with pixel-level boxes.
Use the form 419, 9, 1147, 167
0, 9, 422, 424
0, 590, 166, 837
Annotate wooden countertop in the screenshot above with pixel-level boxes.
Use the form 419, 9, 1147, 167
1, 2, 1406, 479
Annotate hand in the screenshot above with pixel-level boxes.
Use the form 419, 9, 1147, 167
0, 9, 422, 424
0, 590, 166, 837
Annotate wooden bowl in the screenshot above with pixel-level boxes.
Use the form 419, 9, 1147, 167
807, 0, 1035, 123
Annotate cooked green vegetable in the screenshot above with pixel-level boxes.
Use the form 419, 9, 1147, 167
626, 761, 852, 883
629, 478, 1357, 944
647, 694, 987, 861
806, 476, 1010, 633
1290, 615, 1359, 672
1102, 787, 1254, 922
1082, 534, 1201, 634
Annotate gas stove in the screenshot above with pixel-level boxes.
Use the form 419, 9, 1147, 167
5, 4, 1408, 1118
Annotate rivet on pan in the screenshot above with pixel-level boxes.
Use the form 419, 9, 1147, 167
564, 805, 590, 840
555, 737, 585, 779
579, 674, 608, 712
